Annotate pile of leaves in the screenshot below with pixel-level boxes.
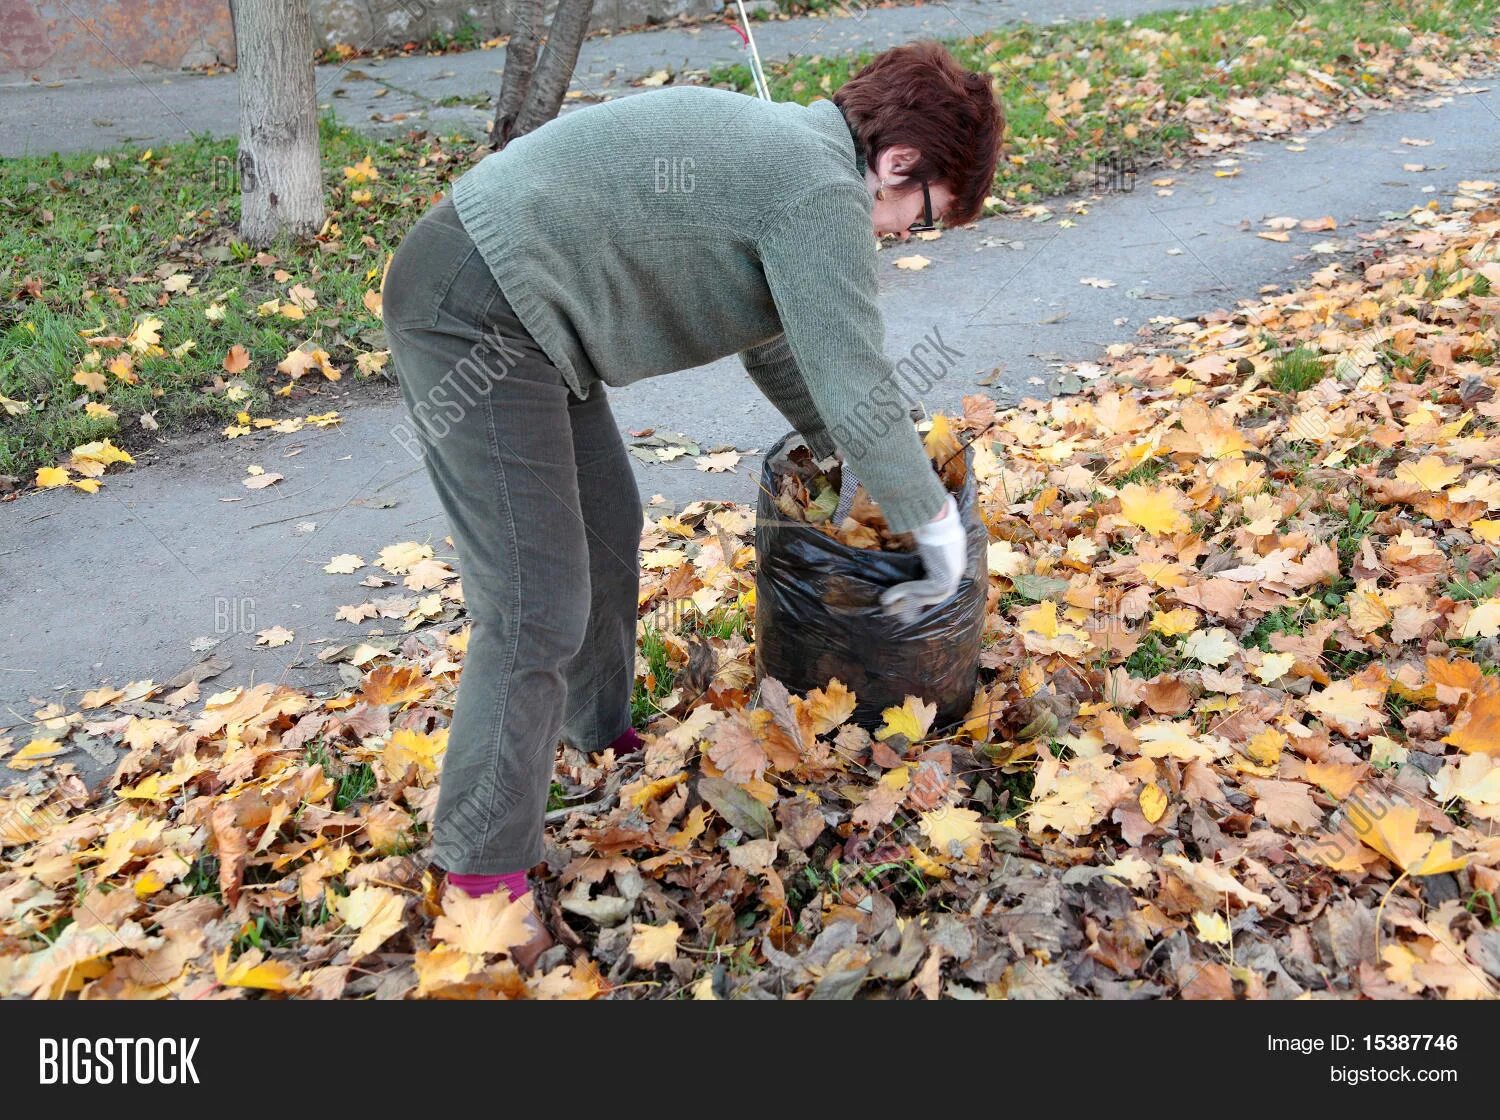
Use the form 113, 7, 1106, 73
770, 417, 967, 551
5, 181, 1500, 999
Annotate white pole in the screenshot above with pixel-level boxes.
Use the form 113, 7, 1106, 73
733, 0, 772, 100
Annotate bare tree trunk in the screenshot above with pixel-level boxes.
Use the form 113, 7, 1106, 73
491, 0, 543, 147
491, 0, 595, 149
231, 0, 326, 246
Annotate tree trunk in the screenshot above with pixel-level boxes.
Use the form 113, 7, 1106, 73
231, 0, 326, 246
491, 0, 596, 149
491, 0, 543, 147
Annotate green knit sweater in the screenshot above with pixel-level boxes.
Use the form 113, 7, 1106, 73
452, 85, 948, 533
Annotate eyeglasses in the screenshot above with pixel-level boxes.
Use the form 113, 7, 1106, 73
907, 181, 937, 233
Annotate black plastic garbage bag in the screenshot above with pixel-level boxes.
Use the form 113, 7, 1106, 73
753, 431, 987, 734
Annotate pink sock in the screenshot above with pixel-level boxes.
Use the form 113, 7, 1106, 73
447, 870, 529, 900
607, 727, 644, 756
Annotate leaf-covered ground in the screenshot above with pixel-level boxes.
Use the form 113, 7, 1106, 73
5, 177, 1500, 999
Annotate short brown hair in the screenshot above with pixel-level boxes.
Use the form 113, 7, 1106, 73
832, 41, 1004, 228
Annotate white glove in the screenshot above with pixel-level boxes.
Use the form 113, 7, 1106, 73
880, 495, 965, 621
833, 467, 861, 523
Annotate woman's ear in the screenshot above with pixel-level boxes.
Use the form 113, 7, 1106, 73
875, 144, 922, 180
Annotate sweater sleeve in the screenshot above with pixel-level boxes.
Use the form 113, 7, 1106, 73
739, 334, 837, 460
754, 184, 948, 534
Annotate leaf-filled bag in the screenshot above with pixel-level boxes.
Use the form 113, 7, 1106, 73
754, 431, 986, 733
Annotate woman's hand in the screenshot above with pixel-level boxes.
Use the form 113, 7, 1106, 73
880, 494, 965, 621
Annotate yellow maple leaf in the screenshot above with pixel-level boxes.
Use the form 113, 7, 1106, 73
73, 366, 107, 393
106, 353, 136, 382
1149, 607, 1199, 637
1136, 721, 1228, 762
918, 807, 984, 863
1462, 599, 1500, 639
1431, 754, 1500, 815
377, 541, 434, 574
6, 736, 67, 771
94, 814, 165, 877
987, 539, 1026, 577
628, 921, 683, 967
1183, 627, 1237, 667
1019, 599, 1060, 638
1443, 686, 1500, 756
1300, 759, 1364, 799
70, 439, 133, 468
433, 890, 534, 957
667, 805, 710, 850
1193, 911, 1231, 945
1245, 728, 1286, 766
628, 771, 688, 809
1399, 454, 1462, 492
414, 946, 479, 997
126, 314, 163, 354
1118, 483, 1190, 535
876, 696, 936, 743
331, 885, 407, 961
1348, 589, 1393, 636
383, 727, 447, 774
1305, 679, 1385, 737
1254, 651, 1296, 684
1350, 802, 1468, 875
34, 466, 70, 488
343, 155, 380, 184
214, 946, 307, 991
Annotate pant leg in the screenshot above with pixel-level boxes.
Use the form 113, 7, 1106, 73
558, 385, 645, 754
385, 202, 591, 875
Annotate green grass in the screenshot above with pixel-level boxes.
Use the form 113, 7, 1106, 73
1446, 569, 1500, 603
303, 740, 380, 810
707, 0, 1498, 203
1466, 889, 1500, 927
1245, 604, 1306, 652
631, 625, 678, 724
1270, 345, 1328, 394
1335, 497, 1377, 570
0, 117, 463, 481
1116, 458, 1167, 486
333, 762, 378, 811
1125, 632, 1177, 677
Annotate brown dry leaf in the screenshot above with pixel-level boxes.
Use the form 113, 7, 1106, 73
1246, 779, 1323, 832
255, 625, 294, 647
223, 344, 250, 373
242, 468, 284, 490
705, 711, 769, 784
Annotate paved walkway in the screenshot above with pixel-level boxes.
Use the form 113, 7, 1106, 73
5, 79, 1498, 761
3, 0, 1212, 156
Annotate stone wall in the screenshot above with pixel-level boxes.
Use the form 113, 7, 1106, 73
1, 0, 725, 82
1, 1, 236, 81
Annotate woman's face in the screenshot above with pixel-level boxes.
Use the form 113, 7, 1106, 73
867, 145, 955, 241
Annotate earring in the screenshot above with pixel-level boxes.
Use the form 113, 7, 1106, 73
876, 178, 887, 201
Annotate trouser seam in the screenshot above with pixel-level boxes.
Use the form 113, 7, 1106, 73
471, 386, 524, 865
